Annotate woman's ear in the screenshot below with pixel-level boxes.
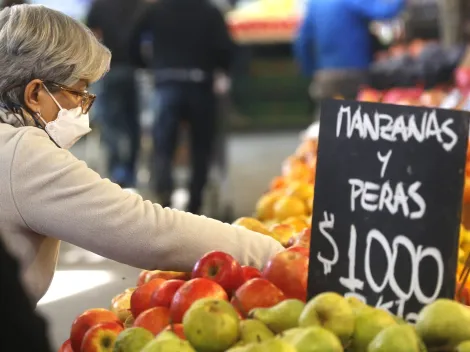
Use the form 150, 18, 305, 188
23, 79, 44, 114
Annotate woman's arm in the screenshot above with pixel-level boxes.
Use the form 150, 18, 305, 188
10, 129, 284, 271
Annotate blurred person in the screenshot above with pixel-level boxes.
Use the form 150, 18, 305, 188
86, 0, 143, 188
0, 238, 52, 352
129, 0, 234, 214
0, 5, 283, 305
1, 0, 28, 7
294, 0, 405, 106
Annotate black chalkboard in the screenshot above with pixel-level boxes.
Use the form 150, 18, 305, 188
308, 99, 470, 322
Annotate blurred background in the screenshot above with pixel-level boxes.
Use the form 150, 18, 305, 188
7, 0, 468, 348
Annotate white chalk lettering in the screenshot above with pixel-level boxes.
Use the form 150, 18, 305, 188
349, 179, 426, 219
336, 105, 459, 152
317, 212, 338, 275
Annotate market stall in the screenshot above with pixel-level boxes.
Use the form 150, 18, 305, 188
58, 97, 470, 351
223, 0, 312, 131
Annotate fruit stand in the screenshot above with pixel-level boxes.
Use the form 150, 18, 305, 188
58, 108, 470, 351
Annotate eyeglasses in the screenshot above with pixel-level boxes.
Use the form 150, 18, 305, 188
43, 81, 96, 114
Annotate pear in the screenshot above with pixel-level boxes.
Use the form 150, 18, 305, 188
416, 299, 470, 350
279, 326, 343, 352
258, 339, 297, 352
367, 324, 424, 352
456, 341, 470, 352
249, 299, 305, 334
351, 308, 397, 352
226, 343, 263, 352
113, 327, 154, 352
140, 337, 195, 352
155, 331, 179, 341
347, 296, 373, 315
124, 315, 135, 329
188, 298, 239, 321
183, 298, 240, 352
299, 292, 354, 344
239, 319, 275, 343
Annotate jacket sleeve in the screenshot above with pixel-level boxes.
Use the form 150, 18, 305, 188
128, 3, 154, 69
293, 3, 316, 76
345, 0, 405, 20
0, 238, 52, 352
210, 6, 235, 72
10, 129, 284, 271
85, 0, 101, 30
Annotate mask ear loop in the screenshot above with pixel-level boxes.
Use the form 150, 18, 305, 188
42, 83, 64, 110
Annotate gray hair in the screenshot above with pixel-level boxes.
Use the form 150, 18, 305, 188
0, 4, 111, 105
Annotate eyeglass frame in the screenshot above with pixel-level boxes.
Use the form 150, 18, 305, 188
2, 80, 96, 115
42, 81, 96, 114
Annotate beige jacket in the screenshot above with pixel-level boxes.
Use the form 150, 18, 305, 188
0, 124, 284, 303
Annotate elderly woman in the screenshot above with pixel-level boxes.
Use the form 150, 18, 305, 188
0, 4, 283, 304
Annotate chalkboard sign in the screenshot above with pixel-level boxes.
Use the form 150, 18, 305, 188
308, 99, 470, 323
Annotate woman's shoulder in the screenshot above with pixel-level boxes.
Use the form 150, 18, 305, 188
0, 124, 49, 143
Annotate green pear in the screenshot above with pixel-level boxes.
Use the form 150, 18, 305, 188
113, 327, 154, 352
124, 315, 135, 329
188, 298, 239, 321
299, 292, 354, 344
456, 341, 470, 352
155, 331, 179, 342
183, 298, 240, 352
140, 338, 195, 352
249, 299, 305, 334
279, 326, 343, 352
367, 324, 424, 352
416, 299, 470, 350
225, 343, 263, 352
351, 308, 397, 352
239, 319, 275, 343
258, 339, 297, 352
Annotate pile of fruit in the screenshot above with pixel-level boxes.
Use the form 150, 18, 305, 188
59, 249, 470, 351
58, 246, 309, 352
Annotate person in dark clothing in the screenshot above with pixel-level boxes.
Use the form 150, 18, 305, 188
1, 0, 28, 7
87, 0, 142, 188
0, 238, 52, 352
129, 0, 234, 214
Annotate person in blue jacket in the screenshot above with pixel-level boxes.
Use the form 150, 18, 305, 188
294, 0, 405, 107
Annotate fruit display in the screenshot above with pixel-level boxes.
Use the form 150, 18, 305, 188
59, 118, 470, 351
226, 0, 300, 43
61, 247, 470, 351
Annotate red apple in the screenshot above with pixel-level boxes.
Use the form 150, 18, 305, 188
58, 339, 73, 352
136, 270, 150, 286
70, 309, 121, 352
192, 251, 244, 294
293, 227, 311, 248
170, 278, 228, 323
262, 250, 309, 302
163, 323, 186, 340
285, 246, 309, 257
231, 278, 285, 317
133, 307, 171, 336
130, 278, 167, 318
146, 270, 191, 283
80, 321, 123, 352
241, 266, 262, 282
150, 279, 186, 308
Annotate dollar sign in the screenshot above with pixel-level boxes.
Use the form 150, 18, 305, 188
317, 212, 338, 275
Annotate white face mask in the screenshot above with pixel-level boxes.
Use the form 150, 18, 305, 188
39, 86, 92, 149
